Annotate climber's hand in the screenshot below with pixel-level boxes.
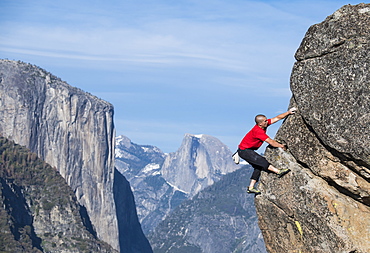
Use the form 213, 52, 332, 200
289, 107, 297, 114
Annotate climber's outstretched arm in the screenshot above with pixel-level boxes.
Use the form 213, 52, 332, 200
270, 107, 297, 124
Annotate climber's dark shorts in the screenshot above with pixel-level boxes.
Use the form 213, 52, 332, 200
238, 148, 270, 182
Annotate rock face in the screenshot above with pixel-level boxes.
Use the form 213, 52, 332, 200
255, 4, 370, 253
0, 59, 119, 249
0, 60, 153, 251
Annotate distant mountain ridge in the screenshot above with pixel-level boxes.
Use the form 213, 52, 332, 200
115, 135, 181, 234
115, 135, 166, 181
148, 166, 267, 253
115, 134, 241, 236
161, 133, 240, 195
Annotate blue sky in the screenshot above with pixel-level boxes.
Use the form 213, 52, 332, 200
0, 0, 363, 153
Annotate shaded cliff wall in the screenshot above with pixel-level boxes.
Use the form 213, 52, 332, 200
255, 4, 370, 253
0, 60, 119, 249
114, 168, 153, 253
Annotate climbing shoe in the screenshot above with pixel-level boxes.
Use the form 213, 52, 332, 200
277, 168, 291, 178
247, 188, 261, 195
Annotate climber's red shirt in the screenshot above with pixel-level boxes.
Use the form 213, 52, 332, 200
238, 119, 272, 150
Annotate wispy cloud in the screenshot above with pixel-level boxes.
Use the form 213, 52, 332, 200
0, 0, 362, 152
0, 0, 308, 72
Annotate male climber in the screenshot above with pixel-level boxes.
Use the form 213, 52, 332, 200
237, 107, 296, 194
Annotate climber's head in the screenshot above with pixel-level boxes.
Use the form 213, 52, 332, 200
255, 114, 268, 129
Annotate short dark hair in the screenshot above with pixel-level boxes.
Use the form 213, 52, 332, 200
255, 114, 266, 124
